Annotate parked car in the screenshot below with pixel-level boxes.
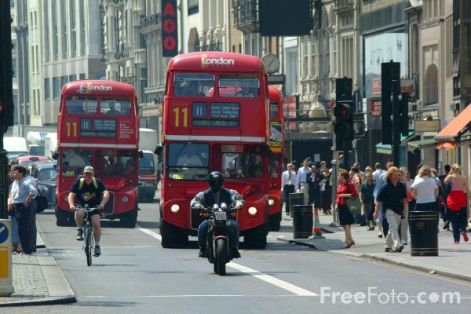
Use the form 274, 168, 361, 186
31, 163, 58, 209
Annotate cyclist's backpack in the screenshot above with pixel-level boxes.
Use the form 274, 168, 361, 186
79, 177, 99, 190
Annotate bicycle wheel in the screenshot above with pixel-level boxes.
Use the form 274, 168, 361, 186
84, 225, 92, 266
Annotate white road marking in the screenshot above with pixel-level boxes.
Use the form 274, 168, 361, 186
228, 262, 317, 296
138, 227, 162, 241
138, 226, 318, 297
85, 294, 298, 298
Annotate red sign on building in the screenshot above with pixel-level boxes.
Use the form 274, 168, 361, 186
162, 0, 178, 57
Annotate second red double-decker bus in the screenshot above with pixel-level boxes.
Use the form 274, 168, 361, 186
158, 52, 271, 248
55, 80, 140, 227
267, 86, 284, 231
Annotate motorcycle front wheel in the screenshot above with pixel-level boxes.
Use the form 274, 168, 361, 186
215, 238, 226, 275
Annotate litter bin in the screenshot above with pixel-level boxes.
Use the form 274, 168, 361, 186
292, 205, 313, 238
289, 192, 304, 218
410, 210, 438, 256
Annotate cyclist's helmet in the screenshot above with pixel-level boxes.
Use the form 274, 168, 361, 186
208, 171, 224, 193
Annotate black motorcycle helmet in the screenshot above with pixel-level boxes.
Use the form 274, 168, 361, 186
208, 171, 224, 193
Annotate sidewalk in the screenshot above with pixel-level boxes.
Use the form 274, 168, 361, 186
0, 231, 76, 307
276, 211, 471, 282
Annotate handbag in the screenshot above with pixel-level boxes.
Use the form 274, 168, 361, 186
346, 197, 361, 216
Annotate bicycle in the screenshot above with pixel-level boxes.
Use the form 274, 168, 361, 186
79, 205, 98, 266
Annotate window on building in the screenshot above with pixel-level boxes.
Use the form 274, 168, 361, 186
79, 0, 86, 55
446, 16, 453, 78
79, 73, 86, 80
70, 0, 76, 57
44, 1, 50, 61
424, 64, 438, 106
302, 37, 308, 78
52, 0, 59, 59
53, 77, 60, 99
44, 78, 50, 100
61, 1, 67, 58
188, 0, 199, 15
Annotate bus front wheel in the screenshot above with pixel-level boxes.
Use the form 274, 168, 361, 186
161, 221, 187, 248
55, 208, 74, 227
120, 209, 138, 228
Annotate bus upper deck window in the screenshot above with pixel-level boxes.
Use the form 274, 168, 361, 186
174, 72, 214, 97
219, 74, 259, 98
101, 99, 131, 115
66, 97, 97, 114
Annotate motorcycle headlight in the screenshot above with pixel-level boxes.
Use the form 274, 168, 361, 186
170, 204, 180, 213
122, 196, 129, 203
248, 207, 257, 216
268, 198, 275, 206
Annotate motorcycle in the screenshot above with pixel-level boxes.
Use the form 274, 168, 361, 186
204, 203, 238, 275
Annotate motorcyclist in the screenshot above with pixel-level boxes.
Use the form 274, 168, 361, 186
191, 171, 244, 258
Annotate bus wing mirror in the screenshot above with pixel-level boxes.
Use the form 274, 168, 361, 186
138, 151, 144, 158
52, 152, 59, 160
155, 145, 163, 156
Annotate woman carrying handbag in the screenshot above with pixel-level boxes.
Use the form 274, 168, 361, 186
336, 169, 358, 248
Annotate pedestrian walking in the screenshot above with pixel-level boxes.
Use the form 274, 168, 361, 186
7, 166, 39, 255
335, 169, 357, 248
411, 165, 439, 211
373, 160, 395, 238
308, 165, 325, 213
320, 161, 332, 215
281, 163, 297, 215
400, 167, 414, 245
360, 172, 375, 230
296, 158, 312, 205
372, 162, 385, 183
443, 164, 469, 244
374, 167, 408, 253
439, 164, 452, 230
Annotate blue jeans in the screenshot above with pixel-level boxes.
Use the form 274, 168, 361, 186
198, 219, 239, 250
9, 213, 20, 246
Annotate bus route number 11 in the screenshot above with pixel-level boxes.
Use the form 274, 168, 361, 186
65, 120, 79, 137
173, 107, 188, 128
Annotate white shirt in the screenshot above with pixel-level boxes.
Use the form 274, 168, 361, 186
411, 176, 438, 204
281, 170, 297, 190
372, 169, 385, 183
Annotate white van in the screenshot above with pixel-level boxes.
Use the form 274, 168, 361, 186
4, 137, 28, 163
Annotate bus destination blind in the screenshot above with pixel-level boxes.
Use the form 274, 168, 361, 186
192, 103, 239, 127
80, 119, 116, 137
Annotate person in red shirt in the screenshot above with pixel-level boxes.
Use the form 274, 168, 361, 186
336, 169, 358, 248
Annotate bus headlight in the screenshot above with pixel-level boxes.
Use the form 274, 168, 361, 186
170, 204, 180, 213
248, 207, 257, 216
122, 196, 129, 203
268, 198, 275, 206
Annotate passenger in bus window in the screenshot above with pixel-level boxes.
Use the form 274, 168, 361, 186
124, 159, 134, 175
236, 87, 257, 98
106, 102, 121, 115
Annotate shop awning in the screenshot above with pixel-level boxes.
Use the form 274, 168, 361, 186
435, 103, 471, 144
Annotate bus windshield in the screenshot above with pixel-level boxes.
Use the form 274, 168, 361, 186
61, 149, 93, 176
222, 153, 263, 178
174, 72, 215, 97
139, 152, 155, 175
168, 143, 209, 180
101, 150, 136, 176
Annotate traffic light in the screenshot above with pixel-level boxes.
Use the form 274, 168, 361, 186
334, 78, 353, 151
334, 101, 354, 140
0, 0, 14, 133
381, 62, 400, 144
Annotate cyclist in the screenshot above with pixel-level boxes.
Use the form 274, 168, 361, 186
190, 171, 244, 258
68, 166, 110, 257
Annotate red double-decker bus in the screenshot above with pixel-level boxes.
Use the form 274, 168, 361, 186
55, 80, 140, 228
158, 52, 270, 248
267, 86, 284, 231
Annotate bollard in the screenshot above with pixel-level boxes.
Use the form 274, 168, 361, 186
0, 219, 14, 296
410, 211, 438, 256
289, 192, 304, 218
292, 205, 313, 238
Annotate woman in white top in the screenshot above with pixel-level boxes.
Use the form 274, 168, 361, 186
411, 165, 439, 212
